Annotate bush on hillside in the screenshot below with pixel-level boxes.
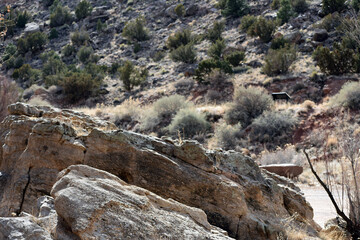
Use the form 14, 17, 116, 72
271, 0, 281, 9
166, 29, 193, 50
12, 64, 41, 86
42, 55, 66, 77
168, 108, 210, 138
50, 5, 72, 27
225, 86, 273, 126
174, 3, 185, 17
207, 21, 225, 43
224, 51, 245, 67
330, 82, 360, 110
62, 44, 76, 57
170, 44, 197, 64
262, 45, 296, 76
16, 11, 30, 28
0, 77, 19, 122
219, 0, 249, 18
239, 15, 257, 32
17, 32, 47, 54
270, 36, 289, 49
118, 61, 148, 91
292, 0, 308, 13
322, 0, 346, 14
213, 122, 242, 150
195, 59, 233, 82
248, 16, 277, 42
277, 0, 293, 24
75, 0, 92, 20
77, 46, 93, 63
49, 28, 59, 39
71, 30, 89, 46
122, 16, 150, 42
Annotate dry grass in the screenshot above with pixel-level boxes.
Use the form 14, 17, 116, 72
27, 96, 52, 107
319, 226, 350, 240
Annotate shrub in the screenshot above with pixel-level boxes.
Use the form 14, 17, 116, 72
43, 0, 55, 7
220, 0, 249, 18
207, 21, 225, 43
322, 0, 346, 14
2, 43, 17, 63
60, 72, 101, 103
0, 77, 19, 121
16, 11, 30, 28
277, 0, 293, 24
314, 13, 341, 32
118, 61, 148, 91
224, 51, 245, 67
225, 86, 273, 126
174, 3, 185, 17
170, 44, 197, 64
262, 45, 296, 76
271, 0, 281, 9
12, 64, 41, 86
313, 43, 355, 75
250, 111, 297, 146
17, 32, 47, 54
206, 69, 230, 88
330, 82, 360, 110
71, 30, 89, 46
270, 36, 289, 49
122, 16, 150, 42
42, 55, 66, 77
167, 29, 193, 50
353, 0, 360, 11
77, 46, 93, 63
248, 17, 277, 42
49, 28, 58, 39
208, 39, 226, 60
213, 122, 242, 150
152, 51, 166, 62
96, 19, 107, 32
195, 59, 233, 82
75, 0, 92, 20
239, 15, 257, 32
50, 5, 72, 27
62, 44, 76, 57
168, 108, 210, 138
292, 0, 308, 13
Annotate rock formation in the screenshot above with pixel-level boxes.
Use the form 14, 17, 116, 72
0, 103, 319, 239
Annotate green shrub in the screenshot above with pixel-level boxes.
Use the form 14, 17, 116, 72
75, 0, 92, 20
219, 0, 249, 18
263, 45, 296, 76
225, 86, 273, 126
12, 64, 41, 86
224, 51, 245, 67
195, 59, 233, 82
322, 0, 346, 14
248, 17, 277, 42
60, 72, 101, 103
315, 13, 341, 32
62, 44, 76, 57
250, 111, 297, 146
213, 122, 242, 150
239, 15, 257, 32
271, 0, 281, 9
49, 28, 58, 39
292, 0, 308, 13
2, 43, 17, 62
71, 30, 89, 46
168, 108, 210, 138
353, 0, 360, 11
17, 32, 47, 54
109, 62, 122, 75
277, 0, 293, 24
16, 11, 30, 28
206, 21, 225, 43
167, 29, 193, 50
170, 44, 197, 64
50, 5, 72, 27
174, 3, 185, 17
208, 39, 226, 60
96, 19, 107, 32
43, 0, 55, 7
270, 36, 289, 49
330, 82, 360, 110
118, 61, 148, 91
42, 55, 66, 77
122, 16, 150, 42
152, 51, 166, 62
313, 43, 356, 75
77, 46, 93, 63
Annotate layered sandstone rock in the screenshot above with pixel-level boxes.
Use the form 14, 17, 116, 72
0, 103, 318, 239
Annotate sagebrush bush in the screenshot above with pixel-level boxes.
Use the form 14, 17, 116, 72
195, 59, 233, 82
208, 39, 226, 60
75, 0, 92, 20
248, 16, 277, 42
206, 69, 229, 88
16, 11, 30, 28
277, 0, 293, 24
50, 5, 72, 27
224, 51, 245, 66
219, 0, 249, 17
49, 28, 59, 39
0, 77, 18, 121
71, 30, 89, 46
122, 16, 150, 42
12, 64, 41, 86
313, 43, 356, 75
213, 122, 242, 150
167, 29, 193, 50
239, 15, 257, 32
118, 61, 148, 91
263, 45, 296, 76
250, 111, 297, 146
42, 55, 66, 77
271, 0, 281, 9
225, 86, 273, 126
77, 46, 93, 63
168, 108, 210, 138
207, 21, 225, 43
322, 0, 346, 14
315, 13, 341, 32
170, 44, 197, 64
60, 72, 101, 103
17, 32, 47, 54
270, 36, 289, 49
62, 44, 76, 57
330, 82, 360, 110
292, 0, 308, 13
174, 3, 185, 17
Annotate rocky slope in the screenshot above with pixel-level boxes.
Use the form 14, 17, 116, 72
0, 103, 319, 239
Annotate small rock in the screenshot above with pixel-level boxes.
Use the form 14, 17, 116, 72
24, 22, 40, 34
313, 29, 328, 42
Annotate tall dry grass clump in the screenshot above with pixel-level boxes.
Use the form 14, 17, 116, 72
0, 76, 19, 121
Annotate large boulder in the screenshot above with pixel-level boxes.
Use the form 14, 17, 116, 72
0, 103, 318, 239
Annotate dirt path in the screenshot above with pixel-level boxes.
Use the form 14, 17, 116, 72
298, 184, 347, 228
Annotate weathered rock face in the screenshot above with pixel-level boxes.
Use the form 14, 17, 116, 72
51, 165, 232, 239
0, 103, 318, 239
